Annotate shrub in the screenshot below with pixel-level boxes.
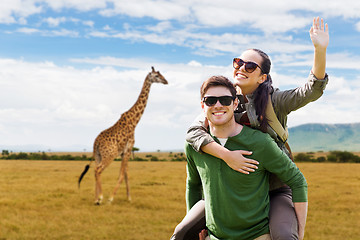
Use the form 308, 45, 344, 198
316, 156, 326, 162
294, 153, 314, 162
327, 151, 360, 163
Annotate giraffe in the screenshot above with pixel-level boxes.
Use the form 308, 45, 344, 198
78, 67, 168, 204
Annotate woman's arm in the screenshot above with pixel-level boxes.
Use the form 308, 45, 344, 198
310, 17, 329, 79
186, 113, 214, 152
272, 17, 329, 115
202, 142, 258, 174
186, 114, 258, 174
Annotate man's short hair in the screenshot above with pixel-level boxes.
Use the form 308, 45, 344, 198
200, 75, 236, 99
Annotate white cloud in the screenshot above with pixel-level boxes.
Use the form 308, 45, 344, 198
48, 28, 79, 37
146, 21, 173, 33
0, 55, 359, 151
1, 0, 360, 151
327, 53, 360, 70
14, 27, 79, 37
43, 17, 67, 27
99, 0, 190, 20
2, 0, 360, 31
16, 27, 40, 34
0, 56, 223, 149
103, 25, 111, 31
2, 0, 359, 59
43, 0, 107, 11
0, 0, 42, 24
82, 20, 94, 27
42, 16, 94, 28
86, 26, 312, 57
355, 21, 360, 32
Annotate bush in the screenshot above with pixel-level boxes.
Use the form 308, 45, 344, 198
171, 157, 186, 162
2, 150, 9, 156
327, 151, 360, 163
316, 156, 326, 162
294, 153, 314, 162
131, 157, 148, 162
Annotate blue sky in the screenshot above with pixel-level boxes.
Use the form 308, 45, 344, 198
1, 0, 360, 152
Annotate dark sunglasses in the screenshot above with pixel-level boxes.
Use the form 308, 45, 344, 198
233, 58, 263, 73
203, 96, 235, 107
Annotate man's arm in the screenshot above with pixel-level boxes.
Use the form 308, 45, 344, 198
185, 144, 203, 211
261, 136, 308, 239
294, 202, 308, 240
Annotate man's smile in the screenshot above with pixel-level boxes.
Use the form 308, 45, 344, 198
213, 111, 226, 116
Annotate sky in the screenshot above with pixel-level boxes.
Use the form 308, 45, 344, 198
0, 0, 360, 152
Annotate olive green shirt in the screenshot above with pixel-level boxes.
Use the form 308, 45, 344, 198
186, 126, 308, 240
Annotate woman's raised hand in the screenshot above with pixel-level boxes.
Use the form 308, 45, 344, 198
310, 16, 329, 50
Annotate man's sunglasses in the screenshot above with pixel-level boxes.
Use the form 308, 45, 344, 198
233, 58, 263, 73
203, 96, 235, 107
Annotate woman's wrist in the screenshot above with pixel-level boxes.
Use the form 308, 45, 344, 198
218, 148, 232, 163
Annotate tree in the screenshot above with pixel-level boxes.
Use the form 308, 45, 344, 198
132, 147, 140, 159
294, 153, 314, 162
2, 150, 9, 156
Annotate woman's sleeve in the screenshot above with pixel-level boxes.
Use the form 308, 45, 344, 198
185, 113, 214, 152
272, 72, 329, 115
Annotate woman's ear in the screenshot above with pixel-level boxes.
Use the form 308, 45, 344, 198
258, 73, 267, 84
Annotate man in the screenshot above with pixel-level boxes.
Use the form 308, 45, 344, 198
185, 76, 308, 240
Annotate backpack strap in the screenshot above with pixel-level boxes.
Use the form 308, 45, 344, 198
265, 95, 294, 161
265, 95, 289, 143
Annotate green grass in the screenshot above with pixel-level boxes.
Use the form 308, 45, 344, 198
0, 160, 359, 239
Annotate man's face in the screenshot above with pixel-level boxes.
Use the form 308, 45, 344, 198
201, 86, 238, 127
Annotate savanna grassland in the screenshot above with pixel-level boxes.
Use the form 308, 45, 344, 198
0, 158, 359, 240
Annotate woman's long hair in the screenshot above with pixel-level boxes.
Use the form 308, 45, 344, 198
251, 49, 273, 132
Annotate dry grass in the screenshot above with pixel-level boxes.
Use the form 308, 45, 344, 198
297, 163, 360, 239
45, 151, 184, 161
0, 160, 359, 239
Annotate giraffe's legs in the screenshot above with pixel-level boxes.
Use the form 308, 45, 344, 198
124, 163, 131, 201
94, 165, 104, 205
109, 153, 132, 202
109, 140, 134, 203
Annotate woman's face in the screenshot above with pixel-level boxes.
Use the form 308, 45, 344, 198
233, 49, 267, 95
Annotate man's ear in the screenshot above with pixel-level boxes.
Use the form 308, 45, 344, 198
201, 101, 205, 110
233, 97, 239, 109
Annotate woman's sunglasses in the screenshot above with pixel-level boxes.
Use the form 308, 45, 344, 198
233, 58, 263, 73
203, 96, 235, 107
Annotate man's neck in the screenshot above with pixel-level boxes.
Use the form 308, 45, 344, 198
209, 118, 243, 139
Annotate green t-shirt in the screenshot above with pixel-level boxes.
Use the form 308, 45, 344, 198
185, 125, 307, 240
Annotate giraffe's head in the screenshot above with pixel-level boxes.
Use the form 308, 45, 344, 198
147, 66, 168, 85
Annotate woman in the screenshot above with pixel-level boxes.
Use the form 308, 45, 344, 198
171, 17, 329, 240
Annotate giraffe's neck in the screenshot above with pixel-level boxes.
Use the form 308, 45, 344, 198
123, 79, 152, 127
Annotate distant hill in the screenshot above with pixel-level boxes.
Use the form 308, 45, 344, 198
287, 123, 360, 152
